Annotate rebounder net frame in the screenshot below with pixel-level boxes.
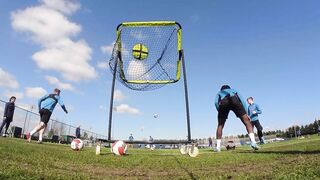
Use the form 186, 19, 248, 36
109, 21, 183, 91
107, 21, 192, 144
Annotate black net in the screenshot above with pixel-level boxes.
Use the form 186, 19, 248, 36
109, 24, 181, 91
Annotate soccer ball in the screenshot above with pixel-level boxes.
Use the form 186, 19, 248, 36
153, 113, 158, 118
111, 140, 128, 156
71, 138, 84, 151
132, 43, 148, 60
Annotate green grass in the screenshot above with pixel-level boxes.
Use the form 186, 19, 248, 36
0, 136, 320, 179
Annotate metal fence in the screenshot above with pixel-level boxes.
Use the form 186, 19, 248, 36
0, 99, 107, 142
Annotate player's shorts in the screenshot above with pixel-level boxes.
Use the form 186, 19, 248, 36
218, 95, 247, 120
39, 108, 52, 125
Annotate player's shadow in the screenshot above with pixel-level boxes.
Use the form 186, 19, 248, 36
174, 157, 197, 180
238, 150, 320, 155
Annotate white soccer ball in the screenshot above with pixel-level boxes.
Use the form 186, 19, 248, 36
153, 114, 158, 118
188, 146, 199, 157
111, 140, 128, 156
71, 138, 84, 151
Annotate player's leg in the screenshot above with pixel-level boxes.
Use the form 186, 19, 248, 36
28, 122, 44, 142
38, 123, 47, 143
255, 120, 265, 144
239, 115, 259, 149
231, 96, 259, 150
0, 119, 6, 135
215, 118, 226, 152
27, 110, 47, 142
250, 121, 255, 132
4, 119, 12, 135
215, 99, 230, 152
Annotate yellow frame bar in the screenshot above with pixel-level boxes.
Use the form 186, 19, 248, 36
116, 21, 182, 84
121, 21, 177, 27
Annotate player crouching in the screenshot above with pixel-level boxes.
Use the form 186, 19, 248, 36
214, 85, 259, 152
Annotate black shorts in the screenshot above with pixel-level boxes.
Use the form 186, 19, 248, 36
218, 95, 247, 120
39, 109, 52, 125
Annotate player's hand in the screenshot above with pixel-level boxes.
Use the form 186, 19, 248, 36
252, 111, 257, 114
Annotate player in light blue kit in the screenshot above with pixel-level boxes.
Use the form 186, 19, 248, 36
27, 88, 68, 143
247, 97, 265, 144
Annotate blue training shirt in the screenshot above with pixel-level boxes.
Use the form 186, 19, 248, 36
248, 103, 262, 121
214, 88, 247, 111
38, 94, 65, 113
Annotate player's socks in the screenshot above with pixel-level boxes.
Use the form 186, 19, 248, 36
248, 133, 256, 144
216, 139, 221, 148
249, 133, 259, 150
215, 139, 221, 152
39, 134, 43, 142
30, 129, 36, 136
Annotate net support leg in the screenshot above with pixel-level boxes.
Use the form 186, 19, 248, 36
107, 53, 119, 141
181, 49, 192, 142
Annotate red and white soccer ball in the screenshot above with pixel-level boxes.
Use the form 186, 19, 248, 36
71, 138, 84, 151
111, 140, 128, 155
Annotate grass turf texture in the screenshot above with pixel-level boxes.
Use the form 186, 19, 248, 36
0, 136, 319, 179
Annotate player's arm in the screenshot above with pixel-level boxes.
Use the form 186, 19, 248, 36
214, 94, 220, 110
3, 103, 9, 118
38, 94, 49, 112
255, 104, 262, 114
58, 97, 68, 114
247, 107, 251, 116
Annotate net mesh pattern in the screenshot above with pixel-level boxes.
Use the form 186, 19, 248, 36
109, 24, 180, 91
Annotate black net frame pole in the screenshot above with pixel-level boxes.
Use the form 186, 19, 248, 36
107, 51, 120, 141
180, 49, 192, 142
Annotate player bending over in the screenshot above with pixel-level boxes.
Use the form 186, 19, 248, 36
247, 97, 265, 144
214, 85, 259, 152
27, 88, 68, 143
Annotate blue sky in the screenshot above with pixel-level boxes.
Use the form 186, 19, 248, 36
1, 0, 320, 140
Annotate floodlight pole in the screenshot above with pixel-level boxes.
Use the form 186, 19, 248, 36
107, 52, 119, 141
181, 49, 192, 142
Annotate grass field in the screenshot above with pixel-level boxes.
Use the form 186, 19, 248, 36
0, 136, 319, 179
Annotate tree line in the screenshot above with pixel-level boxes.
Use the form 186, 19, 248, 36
238, 119, 320, 138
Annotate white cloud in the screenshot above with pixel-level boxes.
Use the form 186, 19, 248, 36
97, 61, 108, 69
114, 90, 126, 102
3, 91, 24, 99
45, 75, 75, 91
101, 42, 114, 55
0, 67, 19, 89
11, 0, 97, 82
127, 60, 150, 80
11, 6, 81, 44
41, 0, 81, 15
25, 87, 47, 99
113, 104, 140, 115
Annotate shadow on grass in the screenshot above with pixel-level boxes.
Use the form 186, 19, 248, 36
174, 157, 197, 180
238, 150, 320, 155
